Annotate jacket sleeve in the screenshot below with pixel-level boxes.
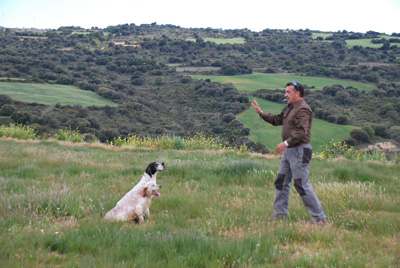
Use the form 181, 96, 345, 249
259, 112, 284, 126
286, 108, 312, 146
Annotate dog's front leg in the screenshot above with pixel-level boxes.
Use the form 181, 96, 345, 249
137, 213, 144, 224
144, 207, 150, 218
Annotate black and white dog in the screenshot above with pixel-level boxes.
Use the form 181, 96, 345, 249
133, 162, 165, 191
104, 162, 165, 222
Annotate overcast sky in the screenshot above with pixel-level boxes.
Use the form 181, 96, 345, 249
1, 0, 399, 34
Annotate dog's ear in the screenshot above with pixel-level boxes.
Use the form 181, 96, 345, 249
146, 162, 157, 177
142, 187, 148, 197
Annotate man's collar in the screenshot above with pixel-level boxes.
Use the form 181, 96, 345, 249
292, 98, 304, 108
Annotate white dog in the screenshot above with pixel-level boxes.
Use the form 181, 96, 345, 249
104, 162, 165, 224
104, 182, 161, 224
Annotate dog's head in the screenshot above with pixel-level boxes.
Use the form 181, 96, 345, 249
142, 183, 162, 198
145, 162, 165, 177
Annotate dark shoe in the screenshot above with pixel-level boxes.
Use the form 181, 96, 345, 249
309, 218, 329, 226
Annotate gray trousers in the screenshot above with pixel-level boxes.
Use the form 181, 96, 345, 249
273, 144, 326, 220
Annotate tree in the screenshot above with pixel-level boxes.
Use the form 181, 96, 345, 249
336, 115, 349, 125
362, 125, 374, 137
0, 94, 14, 107
11, 111, 31, 124
221, 113, 235, 123
350, 129, 370, 143
335, 91, 353, 105
0, 104, 17, 116
326, 115, 336, 123
98, 128, 119, 143
374, 125, 391, 138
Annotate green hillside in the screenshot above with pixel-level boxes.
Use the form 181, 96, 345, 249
191, 74, 377, 93
190, 74, 362, 152
0, 82, 117, 107
0, 139, 398, 267
238, 98, 356, 152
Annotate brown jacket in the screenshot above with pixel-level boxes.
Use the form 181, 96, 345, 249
259, 99, 312, 147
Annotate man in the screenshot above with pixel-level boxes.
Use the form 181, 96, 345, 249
252, 82, 328, 225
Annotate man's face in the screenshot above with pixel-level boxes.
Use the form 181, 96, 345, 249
284, 85, 300, 104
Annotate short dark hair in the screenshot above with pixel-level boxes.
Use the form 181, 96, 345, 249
286, 82, 304, 97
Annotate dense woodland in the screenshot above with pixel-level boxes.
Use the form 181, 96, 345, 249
0, 24, 399, 151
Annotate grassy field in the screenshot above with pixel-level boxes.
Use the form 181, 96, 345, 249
191, 73, 376, 93
311, 33, 334, 40
0, 139, 399, 267
0, 82, 118, 107
238, 98, 355, 152
186, 38, 246, 44
346, 36, 400, 48
311, 32, 400, 49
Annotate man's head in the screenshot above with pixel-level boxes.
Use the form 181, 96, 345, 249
285, 81, 304, 104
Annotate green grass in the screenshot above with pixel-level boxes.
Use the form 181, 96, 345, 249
0, 139, 399, 267
347, 35, 400, 48
191, 73, 376, 93
186, 37, 246, 44
312, 33, 334, 40
0, 82, 118, 107
345, 39, 383, 48
238, 98, 355, 152
312, 32, 400, 48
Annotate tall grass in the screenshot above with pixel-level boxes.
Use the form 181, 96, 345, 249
111, 133, 248, 152
0, 139, 399, 267
0, 123, 37, 140
315, 139, 387, 162
0, 124, 249, 153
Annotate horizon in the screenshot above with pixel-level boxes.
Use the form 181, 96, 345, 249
1, 0, 400, 35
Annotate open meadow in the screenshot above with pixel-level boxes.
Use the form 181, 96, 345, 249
0, 82, 117, 107
191, 73, 377, 93
0, 138, 399, 267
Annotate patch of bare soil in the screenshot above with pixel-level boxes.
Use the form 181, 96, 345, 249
358, 62, 394, 67
366, 142, 398, 151
175, 66, 220, 72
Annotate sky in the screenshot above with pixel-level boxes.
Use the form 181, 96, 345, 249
1, 0, 400, 34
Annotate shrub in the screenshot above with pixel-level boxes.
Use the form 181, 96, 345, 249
374, 125, 391, 138
335, 91, 354, 105
71, 118, 91, 133
54, 127, 84, 142
350, 129, 370, 143
322, 84, 344, 96
327, 115, 337, 123
343, 138, 357, 147
0, 104, 17, 116
221, 113, 235, 123
11, 111, 31, 124
180, 77, 192, 84
314, 139, 386, 162
0, 94, 14, 107
362, 125, 374, 137
131, 78, 145, 85
98, 128, 119, 143
336, 115, 349, 125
